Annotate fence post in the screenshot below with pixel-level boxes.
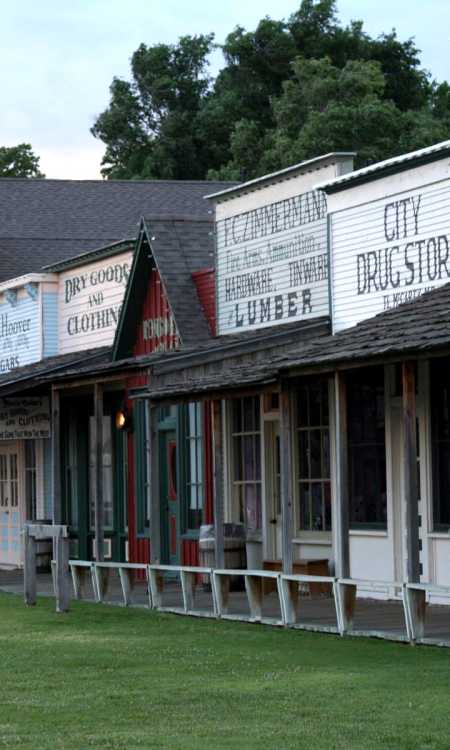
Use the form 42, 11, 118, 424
23, 525, 37, 606
54, 530, 70, 613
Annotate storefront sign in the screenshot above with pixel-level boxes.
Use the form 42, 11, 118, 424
216, 191, 329, 334
142, 315, 180, 352
0, 397, 50, 440
331, 180, 450, 331
0, 296, 40, 373
58, 251, 132, 354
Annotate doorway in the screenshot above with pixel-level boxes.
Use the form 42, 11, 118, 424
264, 421, 281, 560
0, 444, 21, 567
159, 429, 179, 566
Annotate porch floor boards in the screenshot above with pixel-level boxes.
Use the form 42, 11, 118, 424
1, 569, 450, 646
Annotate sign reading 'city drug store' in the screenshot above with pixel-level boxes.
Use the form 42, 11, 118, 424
330, 176, 450, 332
216, 190, 329, 334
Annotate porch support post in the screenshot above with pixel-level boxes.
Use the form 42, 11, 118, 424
402, 361, 420, 582
334, 371, 350, 579
149, 404, 161, 563
280, 380, 294, 575
93, 382, 104, 562
212, 399, 225, 569
51, 387, 62, 524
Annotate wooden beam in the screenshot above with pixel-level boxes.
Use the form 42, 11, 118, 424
149, 405, 161, 563
93, 382, 104, 563
334, 372, 350, 579
212, 400, 225, 569
51, 387, 62, 524
402, 361, 420, 582
280, 380, 294, 575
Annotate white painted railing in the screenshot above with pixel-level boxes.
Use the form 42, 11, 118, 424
55, 562, 450, 646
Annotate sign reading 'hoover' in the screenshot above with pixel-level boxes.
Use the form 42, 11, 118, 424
58, 251, 132, 354
331, 179, 450, 331
216, 191, 329, 334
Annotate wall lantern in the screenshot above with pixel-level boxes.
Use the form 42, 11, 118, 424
115, 407, 132, 432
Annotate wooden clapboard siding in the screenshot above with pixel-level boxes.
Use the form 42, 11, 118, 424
181, 538, 199, 567
133, 268, 179, 356
42, 291, 58, 358
192, 268, 216, 335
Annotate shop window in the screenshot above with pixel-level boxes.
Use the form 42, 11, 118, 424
135, 401, 150, 536
185, 402, 203, 531
296, 379, 331, 532
430, 359, 450, 531
25, 440, 37, 521
89, 416, 114, 530
347, 367, 387, 529
231, 396, 262, 531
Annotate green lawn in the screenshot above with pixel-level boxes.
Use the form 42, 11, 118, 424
0, 594, 449, 749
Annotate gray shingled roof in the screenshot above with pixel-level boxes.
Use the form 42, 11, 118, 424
145, 282, 450, 399
144, 216, 214, 346
0, 178, 234, 282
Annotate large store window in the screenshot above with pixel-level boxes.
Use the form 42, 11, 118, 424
430, 359, 450, 531
231, 396, 262, 531
184, 402, 203, 531
347, 367, 387, 529
296, 379, 331, 532
89, 416, 114, 530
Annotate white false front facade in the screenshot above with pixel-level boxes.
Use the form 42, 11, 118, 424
325, 150, 450, 600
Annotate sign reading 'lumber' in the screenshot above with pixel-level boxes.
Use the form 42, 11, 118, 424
216, 190, 329, 334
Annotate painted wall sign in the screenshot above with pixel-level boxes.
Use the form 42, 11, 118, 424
0, 397, 50, 440
216, 190, 329, 334
331, 179, 450, 331
58, 251, 132, 354
0, 294, 39, 372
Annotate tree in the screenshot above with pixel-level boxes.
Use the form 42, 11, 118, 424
91, 34, 215, 179
92, 0, 450, 181
0, 144, 44, 178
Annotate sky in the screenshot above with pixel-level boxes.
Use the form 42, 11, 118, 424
2, 0, 449, 180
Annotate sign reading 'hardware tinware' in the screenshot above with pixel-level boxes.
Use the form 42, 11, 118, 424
216, 191, 329, 334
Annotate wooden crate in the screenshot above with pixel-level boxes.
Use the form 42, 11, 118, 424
263, 559, 330, 596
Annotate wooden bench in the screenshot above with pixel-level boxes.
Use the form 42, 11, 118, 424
263, 559, 330, 596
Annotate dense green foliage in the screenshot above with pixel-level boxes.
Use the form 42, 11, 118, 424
1, 593, 450, 748
0, 143, 44, 178
92, 0, 450, 180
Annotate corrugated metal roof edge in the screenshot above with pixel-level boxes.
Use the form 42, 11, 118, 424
43, 238, 135, 272
204, 152, 356, 202
317, 140, 450, 194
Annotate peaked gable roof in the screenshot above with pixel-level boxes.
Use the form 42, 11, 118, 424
0, 178, 234, 282
113, 215, 214, 359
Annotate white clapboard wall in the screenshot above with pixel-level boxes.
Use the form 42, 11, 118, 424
329, 158, 450, 332
58, 251, 133, 354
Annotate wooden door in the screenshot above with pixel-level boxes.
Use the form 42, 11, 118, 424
265, 421, 282, 560
160, 430, 179, 566
0, 446, 21, 567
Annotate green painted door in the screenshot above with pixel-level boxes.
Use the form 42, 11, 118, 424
159, 429, 179, 566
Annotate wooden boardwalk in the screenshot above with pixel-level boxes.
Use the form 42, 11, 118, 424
1, 568, 449, 647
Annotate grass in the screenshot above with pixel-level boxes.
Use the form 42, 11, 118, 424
0, 594, 449, 749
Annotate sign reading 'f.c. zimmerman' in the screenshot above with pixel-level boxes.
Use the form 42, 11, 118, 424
216, 190, 329, 334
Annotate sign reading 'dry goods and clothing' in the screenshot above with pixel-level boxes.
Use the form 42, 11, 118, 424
0, 397, 50, 440
331, 180, 450, 332
216, 190, 329, 334
58, 251, 132, 354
